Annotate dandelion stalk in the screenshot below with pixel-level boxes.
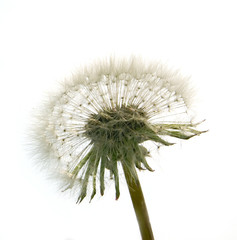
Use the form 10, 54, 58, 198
31, 57, 206, 239
122, 162, 154, 240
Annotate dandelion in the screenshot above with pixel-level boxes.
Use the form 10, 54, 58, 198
31, 57, 205, 240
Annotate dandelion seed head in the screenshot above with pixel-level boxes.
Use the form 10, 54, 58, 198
31, 57, 204, 202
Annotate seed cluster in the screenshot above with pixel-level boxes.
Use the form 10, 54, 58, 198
32, 58, 205, 202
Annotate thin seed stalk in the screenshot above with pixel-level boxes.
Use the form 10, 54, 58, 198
122, 162, 154, 240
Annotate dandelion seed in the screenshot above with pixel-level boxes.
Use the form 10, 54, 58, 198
31, 57, 205, 240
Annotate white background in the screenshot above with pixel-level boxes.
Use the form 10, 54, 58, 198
1, 0, 237, 239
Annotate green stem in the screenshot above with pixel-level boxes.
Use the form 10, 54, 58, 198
122, 163, 155, 240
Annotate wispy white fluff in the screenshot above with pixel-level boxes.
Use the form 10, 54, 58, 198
30, 56, 202, 202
